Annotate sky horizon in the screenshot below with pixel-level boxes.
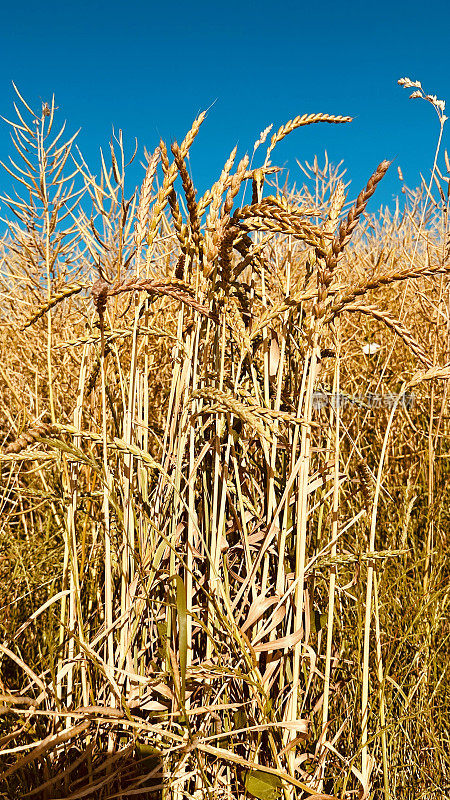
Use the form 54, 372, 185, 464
1, 0, 449, 226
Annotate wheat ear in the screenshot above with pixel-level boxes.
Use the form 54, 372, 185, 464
160, 140, 186, 251
328, 258, 450, 319
135, 146, 160, 249
344, 303, 432, 366
147, 111, 206, 249
333, 160, 391, 256
21, 283, 85, 329
5, 421, 57, 454
265, 113, 352, 164
314, 165, 390, 320
171, 141, 203, 259
204, 145, 238, 265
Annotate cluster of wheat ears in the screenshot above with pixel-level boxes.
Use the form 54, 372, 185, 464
0, 80, 449, 800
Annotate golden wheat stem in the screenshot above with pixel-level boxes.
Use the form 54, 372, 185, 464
275, 246, 292, 600
187, 320, 203, 674
373, 571, 390, 800
321, 327, 341, 754
64, 345, 90, 727
36, 110, 56, 424
206, 315, 227, 659
99, 309, 116, 730
289, 341, 319, 762
361, 385, 406, 782
119, 302, 140, 677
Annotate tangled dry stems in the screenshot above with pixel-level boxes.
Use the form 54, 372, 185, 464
0, 90, 449, 800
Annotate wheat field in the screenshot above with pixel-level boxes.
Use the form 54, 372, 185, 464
0, 80, 449, 800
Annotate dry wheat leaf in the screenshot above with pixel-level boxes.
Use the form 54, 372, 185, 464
241, 595, 282, 633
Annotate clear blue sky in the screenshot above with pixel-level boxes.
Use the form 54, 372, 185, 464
1, 0, 449, 215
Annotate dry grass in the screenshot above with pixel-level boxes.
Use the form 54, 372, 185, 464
0, 81, 449, 800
